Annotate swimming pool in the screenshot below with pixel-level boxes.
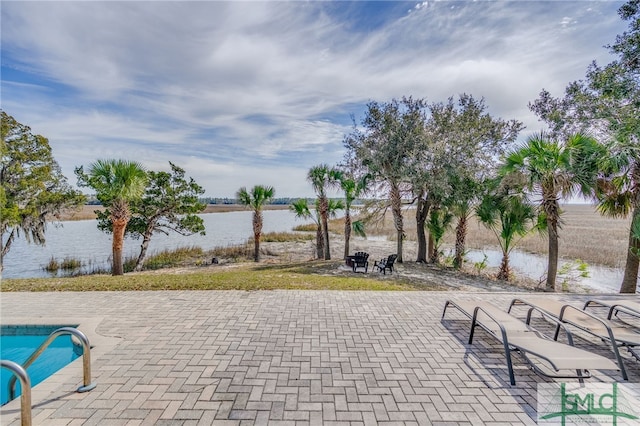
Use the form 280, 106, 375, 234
1, 325, 82, 405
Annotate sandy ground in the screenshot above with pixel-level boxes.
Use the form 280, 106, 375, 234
143, 234, 551, 293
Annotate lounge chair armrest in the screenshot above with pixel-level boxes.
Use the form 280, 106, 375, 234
470, 305, 510, 347
508, 298, 575, 345
559, 304, 618, 344
526, 305, 575, 346
607, 304, 640, 321
583, 300, 607, 310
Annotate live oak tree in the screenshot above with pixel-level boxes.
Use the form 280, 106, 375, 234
1, 111, 85, 277
76, 159, 147, 275
419, 95, 522, 266
95, 162, 206, 271
344, 97, 427, 263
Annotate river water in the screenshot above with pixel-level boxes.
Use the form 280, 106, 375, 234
3, 210, 305, 279
462, 249, 635, 293
2, 211, 635, 293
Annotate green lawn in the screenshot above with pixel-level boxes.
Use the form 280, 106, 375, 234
1, 262, 442, 292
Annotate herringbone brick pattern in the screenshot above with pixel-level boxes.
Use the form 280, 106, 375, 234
1, 291, 638, 425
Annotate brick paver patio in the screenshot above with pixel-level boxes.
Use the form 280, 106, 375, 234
1, 290, 639, 425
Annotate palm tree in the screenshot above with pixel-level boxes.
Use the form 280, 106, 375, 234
307, 164, 340, 260
78, 159, 147, 275
336, 173, 369, 259
290, 198, 344, 259
449, 175, 481, 269
595, 140, 640, 293
290, 199, 322, 259
237, 185, 275, 262
426, 206, 454, 264
476, 183, 538, 281
501, 132, 599, 290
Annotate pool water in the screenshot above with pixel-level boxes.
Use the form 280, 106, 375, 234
1, 328, 82, 405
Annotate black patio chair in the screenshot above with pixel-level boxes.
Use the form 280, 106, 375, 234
374, 254, 397, 275
351, 252, 369, 273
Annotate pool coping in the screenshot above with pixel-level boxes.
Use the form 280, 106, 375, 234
0, 316, 121, 425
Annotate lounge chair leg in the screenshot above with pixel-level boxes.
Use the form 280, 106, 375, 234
468, 318, 477, 344
612, 345, 628, 381
553, 324, 561, 341
441, 301, 451, 319
503, 344, 516, 385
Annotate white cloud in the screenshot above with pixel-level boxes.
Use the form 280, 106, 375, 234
0, 1, 628, 197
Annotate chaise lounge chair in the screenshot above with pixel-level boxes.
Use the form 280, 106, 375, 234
583, 298, 640, 320
442, 299, 620, 385
508, 297, 640, 380
374, 254, 397, 275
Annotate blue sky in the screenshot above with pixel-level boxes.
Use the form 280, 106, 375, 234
1, 1, 627, 198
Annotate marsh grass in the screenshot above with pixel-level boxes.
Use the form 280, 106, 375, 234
351, 204, 629, 269
254, 232, 315, 243
44, 257, 59, 272
210, 243, 253, 261
60, 257, 82, 270
293, 224, 316, 232
58, 204, 289, 221
44, 256, 83, 272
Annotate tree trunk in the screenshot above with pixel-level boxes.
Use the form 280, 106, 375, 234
0, 228, 16, 277
134, 229, 153, 272
112, 217, 128, 276
454, 215, 467, 269
390, 182, 403, 263
620, 207, 639, 293
415, 191, 429, 263
316, 224, 324, 259
320, 196, 330, 260
428, 234, 435, 263
546, 214, 559, 292
253, 210, 263, 262
428, 234, 439, 264
344, 211, 351, 259
497, 251, 510, 280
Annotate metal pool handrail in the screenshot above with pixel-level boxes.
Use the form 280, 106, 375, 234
1, 360, 31, 426
8, 327, 96, 402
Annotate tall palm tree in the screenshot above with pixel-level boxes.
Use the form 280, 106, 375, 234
595, 140, 640, 293
501, 132, 599, 291
337, 173, 369, 259
307, 164, 340, 260
237, 185, 275, 262
79, 159, 147, 275
290, 198, 344, 259
476, 182, 538, 280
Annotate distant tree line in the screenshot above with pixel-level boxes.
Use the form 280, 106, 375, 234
199, 197, 364, 206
